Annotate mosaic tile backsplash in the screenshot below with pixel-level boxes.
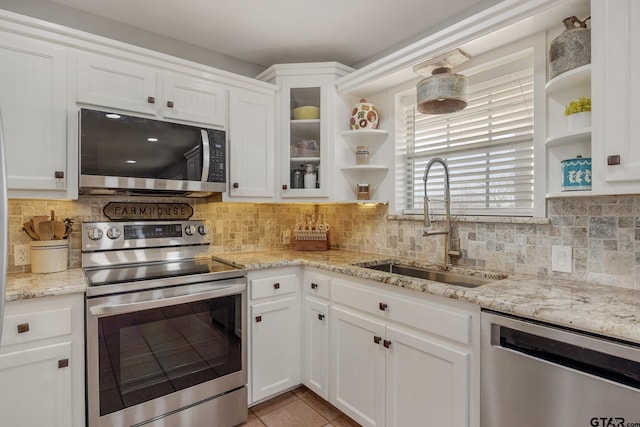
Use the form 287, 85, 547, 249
7, 196, 640, 289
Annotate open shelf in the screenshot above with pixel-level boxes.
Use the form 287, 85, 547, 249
545, 64, 591, 95
341, 129, 389, 154
546, 128, 591, 146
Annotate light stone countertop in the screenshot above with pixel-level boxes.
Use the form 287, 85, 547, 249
213, 249, 640, 345
5, 248, 639, 345
5, 268, 86, 301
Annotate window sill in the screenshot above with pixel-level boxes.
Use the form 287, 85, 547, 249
388, 214, 550, 225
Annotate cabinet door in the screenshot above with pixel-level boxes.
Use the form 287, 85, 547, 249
0, 33, 70, 197
280, 78, 329, 199
593, 0, 640, 188
303, 296, 329, 399
76, 51, 157, 115
385, 325, 471, 427
330, 305, 385, 427
161, 73, 227, 126
0, 341, 72, 427
228, 88, 275, 199
250, 296, 301, 402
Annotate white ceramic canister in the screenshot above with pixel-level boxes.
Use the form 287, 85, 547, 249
350, 99, 379, 130
30, 240, 69, 273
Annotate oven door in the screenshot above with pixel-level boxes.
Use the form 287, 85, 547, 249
86, 278, 247, 427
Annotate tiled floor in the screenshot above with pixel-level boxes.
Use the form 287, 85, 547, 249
241, 386, 361, 427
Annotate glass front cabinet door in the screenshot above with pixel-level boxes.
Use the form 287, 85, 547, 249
257, 63, 354, 200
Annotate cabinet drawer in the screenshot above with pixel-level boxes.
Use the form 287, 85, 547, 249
251, 274, 298, 300
332, 279, 471, 345
1, 307, 72, 347
303, 271, 330, 300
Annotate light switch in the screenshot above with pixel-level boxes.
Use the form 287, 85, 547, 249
551, 245, 572, 273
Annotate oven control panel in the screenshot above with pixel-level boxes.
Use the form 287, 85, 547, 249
82, 220, 210, 251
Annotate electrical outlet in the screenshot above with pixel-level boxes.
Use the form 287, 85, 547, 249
551, 245, 572, 273
14, 244, 31, 266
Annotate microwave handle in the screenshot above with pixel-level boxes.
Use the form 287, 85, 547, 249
200, 129, 210, 182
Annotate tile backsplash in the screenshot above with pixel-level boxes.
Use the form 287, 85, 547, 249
7, 195, 640, 289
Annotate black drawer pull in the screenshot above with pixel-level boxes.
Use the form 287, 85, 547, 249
17, 323, 30, 334
58, 359, 69, 369
379, 302, 388, 311
373, 336, 382, 344
255, 315, 262, 323
383, 340, 392, 349
273, 282, 280, 289
311, 283, 318, 289
318, 313, 325, 321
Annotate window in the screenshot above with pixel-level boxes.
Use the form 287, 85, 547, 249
395, 49, 534, 216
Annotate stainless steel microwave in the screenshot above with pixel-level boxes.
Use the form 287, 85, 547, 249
79, 108, 226, 197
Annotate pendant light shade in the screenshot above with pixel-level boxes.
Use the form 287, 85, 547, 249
416, 67, 468, 114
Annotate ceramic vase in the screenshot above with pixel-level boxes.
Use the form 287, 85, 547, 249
567, 111, 591, 131
350, 99, 379, 130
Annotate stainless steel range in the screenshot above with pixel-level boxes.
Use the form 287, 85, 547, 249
82, 220, 247, 427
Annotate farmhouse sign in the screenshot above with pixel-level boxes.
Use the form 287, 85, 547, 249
103, 203, 194, 220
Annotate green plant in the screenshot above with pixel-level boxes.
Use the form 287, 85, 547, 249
564, 97, 591, 116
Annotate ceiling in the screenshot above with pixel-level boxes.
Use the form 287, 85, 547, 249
40, 0, 498, 68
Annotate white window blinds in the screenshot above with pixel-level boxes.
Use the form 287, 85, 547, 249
396, 53, 534, 216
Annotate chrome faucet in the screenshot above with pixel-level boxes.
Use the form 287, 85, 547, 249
423, 157, 460, 265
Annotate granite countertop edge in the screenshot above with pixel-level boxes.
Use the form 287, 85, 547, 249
212, 249, 640, 345
5, 249, 639, 344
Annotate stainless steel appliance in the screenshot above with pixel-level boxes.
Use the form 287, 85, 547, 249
481, 310, 640, 427
83, 220, 247, 427
79, 108, 227, 197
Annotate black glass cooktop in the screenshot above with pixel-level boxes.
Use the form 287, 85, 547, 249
84, 258, 240, 287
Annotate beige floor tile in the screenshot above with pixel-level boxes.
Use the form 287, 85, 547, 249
327, 414, 362, 427
237, 418, 266, 427
251, 391, 299, 418
296, 388, 342, 421
259, 399, 327, 427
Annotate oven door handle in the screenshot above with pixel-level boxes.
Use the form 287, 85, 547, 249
88, 283, 245, 316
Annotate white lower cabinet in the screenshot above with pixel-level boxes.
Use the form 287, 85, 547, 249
249, 267, 479, 427
248, 267, 301, 404
384, 325, 470, 427
331, 305, 386, 426
302, 269, 332, 399
329, 276, 479, 427
0, 294, 84, 427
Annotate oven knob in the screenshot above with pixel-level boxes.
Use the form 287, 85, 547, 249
198, 225, 208, 235
87, 227, 103, 240
106, 227, 121, 240
185, 225, 196, 236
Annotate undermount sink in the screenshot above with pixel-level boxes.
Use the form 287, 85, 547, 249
362, 262, 501, 288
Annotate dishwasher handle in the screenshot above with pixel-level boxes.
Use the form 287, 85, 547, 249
497, 324, 640, 390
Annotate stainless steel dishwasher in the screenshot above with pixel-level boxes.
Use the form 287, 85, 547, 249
481, 310, 640, 427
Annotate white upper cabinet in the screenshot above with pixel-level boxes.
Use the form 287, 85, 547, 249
77, 52, 227, 127
0, 32, 75, 199
227, 88, 275, 199
257, 63, 354, 201
591, 0, 640, 191
76, 52, 157, 116
161, 72, 227, 126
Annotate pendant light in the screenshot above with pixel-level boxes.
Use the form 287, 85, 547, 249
414, 49, 471, 115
